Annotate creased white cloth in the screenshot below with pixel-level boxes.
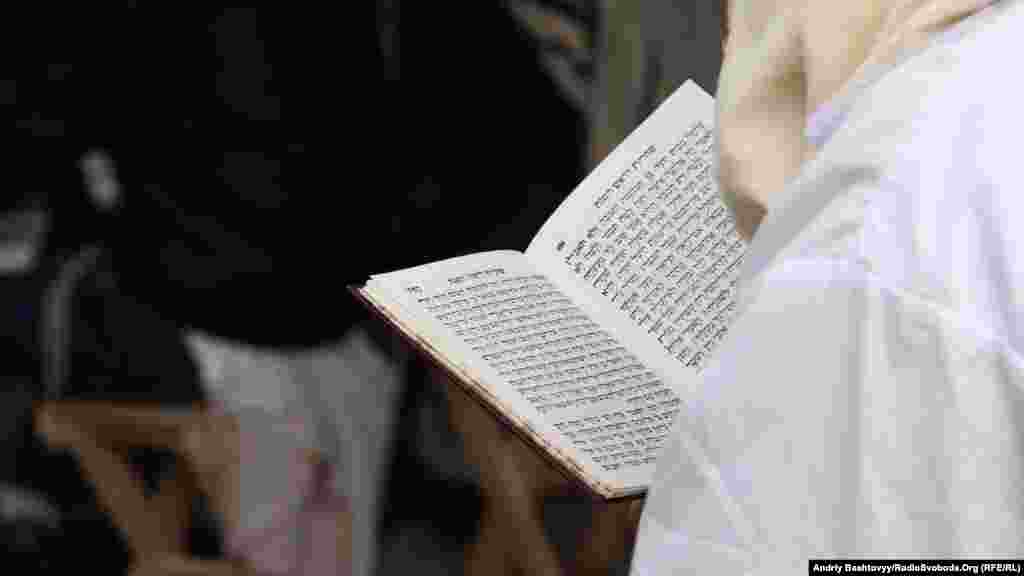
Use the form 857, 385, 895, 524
632, 2, 1024, 573
715, 0, 997, 238
186, 326, 405, 576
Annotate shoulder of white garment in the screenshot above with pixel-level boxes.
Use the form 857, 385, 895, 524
739, 0, 1024, 315
630, 5, 1024, 575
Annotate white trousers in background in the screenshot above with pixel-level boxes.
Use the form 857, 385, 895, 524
187, 325, 407, 576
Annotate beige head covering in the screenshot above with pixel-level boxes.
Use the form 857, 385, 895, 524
868, 0, 997, 69
716, 0, 997, 240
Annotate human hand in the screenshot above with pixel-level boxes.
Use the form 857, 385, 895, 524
433, 364, 566, 498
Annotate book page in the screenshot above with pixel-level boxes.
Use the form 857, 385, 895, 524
528, 81, 745, 403
367, 251, 675, 493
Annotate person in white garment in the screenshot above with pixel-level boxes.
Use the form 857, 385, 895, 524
630, 0, 1022, 573
29, 149, 406, 576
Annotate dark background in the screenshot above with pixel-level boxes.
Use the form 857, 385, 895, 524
8, 5, 583, 348
5, 3, 722, 574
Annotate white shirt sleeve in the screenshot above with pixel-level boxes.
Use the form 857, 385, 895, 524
631, 256, 1024, 574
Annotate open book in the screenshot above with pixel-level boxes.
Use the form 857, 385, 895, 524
353, 81, 745, 500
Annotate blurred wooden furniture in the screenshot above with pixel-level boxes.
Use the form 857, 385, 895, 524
435, 367, 643, 576
35, 401, 353, 576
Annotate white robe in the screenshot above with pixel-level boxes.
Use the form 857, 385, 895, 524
630, 2, 1024, 573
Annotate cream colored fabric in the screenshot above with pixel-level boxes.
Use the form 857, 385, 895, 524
865, 0, 998, 70
716, 0, 995, 240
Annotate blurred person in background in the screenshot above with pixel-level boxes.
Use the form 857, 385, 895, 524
9, 3, 589, 575
7, 4, 566, 574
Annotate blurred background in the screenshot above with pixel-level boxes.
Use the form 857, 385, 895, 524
4, 2, 721, 574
